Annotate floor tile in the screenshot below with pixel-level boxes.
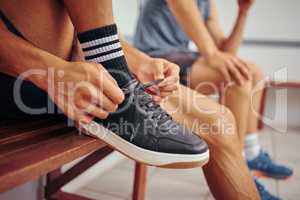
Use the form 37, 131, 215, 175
115, 159, 157, 178
145, 168, 210, 200
73, 187, 125, 200
84, 167, 134, 198
273, 131, 300, 200
150, 167, 207, 186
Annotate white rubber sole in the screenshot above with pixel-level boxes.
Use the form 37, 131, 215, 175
81, 121, 210, 169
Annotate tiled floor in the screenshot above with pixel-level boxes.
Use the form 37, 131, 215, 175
71, 127, 300, 200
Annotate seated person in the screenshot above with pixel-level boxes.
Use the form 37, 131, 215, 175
0, 0, 210, 168
134, 0, 293, 199
0, 0, 260, 199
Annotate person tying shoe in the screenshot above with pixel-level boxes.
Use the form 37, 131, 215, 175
0, 0, 209, 168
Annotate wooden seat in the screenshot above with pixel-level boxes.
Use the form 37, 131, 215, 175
0, 117, 111, 199
0, 116, 147, 200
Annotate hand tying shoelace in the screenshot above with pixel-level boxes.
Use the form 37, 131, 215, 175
122, 79, 171, 126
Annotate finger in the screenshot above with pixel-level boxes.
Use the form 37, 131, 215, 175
76, 114, 93, 124
238, 58, 250, 70
232, 58, 250, 80
159, 84, 179, 92
102, 67, 119, 85
100, 72, 125, 104
146, 85, 160, 95
219, 67, 232, 84
81, 101, 110, 119
226, 61, 244, 85
152, 95, 163, 102
93, 63, 118, 86
82, 86, 118, 112
62, 102, 92, 124
157, 76, 179, 87
76, 100, 109, 119
153, 60, 165, 80
165, 62, 180, 78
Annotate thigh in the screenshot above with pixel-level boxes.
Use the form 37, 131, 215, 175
160, 85, 236, 147
161, 86, 228, 131
188, 57, 225, 95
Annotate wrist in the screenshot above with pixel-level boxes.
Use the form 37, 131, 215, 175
204, 48, 220, 61
238, 8, 250, 16
30, 53, 68, 92
129, 54, 152, 75
203, 49, 217, 60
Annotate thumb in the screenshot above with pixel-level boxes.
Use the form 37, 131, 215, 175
153, 60, 165, 80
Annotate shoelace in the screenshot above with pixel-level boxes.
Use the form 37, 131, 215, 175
122, 79, 172, 125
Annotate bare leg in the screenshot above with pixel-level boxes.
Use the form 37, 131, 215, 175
62, 0, 114, 32
189, 58, 252, 144
245, 62, 265, 134
161, 85, 259, 200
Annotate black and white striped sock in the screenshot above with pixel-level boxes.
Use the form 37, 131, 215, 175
78, 24, 133, 87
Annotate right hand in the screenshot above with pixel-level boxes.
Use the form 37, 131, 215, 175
134, 57, 180, 102
204, 51, 250, 85
46, 61, 124, 123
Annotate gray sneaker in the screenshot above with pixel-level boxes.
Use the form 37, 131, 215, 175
82, 79, 209, 168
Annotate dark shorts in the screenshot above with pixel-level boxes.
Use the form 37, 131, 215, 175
155, 52, 199, 86
0, 10, 59, 119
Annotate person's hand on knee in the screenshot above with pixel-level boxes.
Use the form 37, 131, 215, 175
203, 51, 251, 86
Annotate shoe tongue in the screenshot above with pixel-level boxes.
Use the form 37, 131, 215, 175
122, 79, 172, 125
122, 79, 139, 94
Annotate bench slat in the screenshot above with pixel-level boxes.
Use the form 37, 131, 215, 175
0, 118, 63, 139
0, 119, 106, 193
0, 126, 74, 157
0, 122, 67, 146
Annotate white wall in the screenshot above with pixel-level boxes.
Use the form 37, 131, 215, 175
216, 0, 300, 40
113, 0, 140, 36
113, 0, 300, 40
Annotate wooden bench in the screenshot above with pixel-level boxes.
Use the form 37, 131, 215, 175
0, 116, 147, 200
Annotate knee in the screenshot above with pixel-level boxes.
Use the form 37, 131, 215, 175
226, 79, 252, 99
249, 62, 264, 84
208, 105, 240, 151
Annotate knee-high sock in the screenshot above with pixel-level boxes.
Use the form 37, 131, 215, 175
78, 24, 133, 87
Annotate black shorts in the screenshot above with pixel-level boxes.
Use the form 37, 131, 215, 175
155, 52, 199, 86
0, 10, 58, 119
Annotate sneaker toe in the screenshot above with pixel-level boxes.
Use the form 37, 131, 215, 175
157, 126, 208, 155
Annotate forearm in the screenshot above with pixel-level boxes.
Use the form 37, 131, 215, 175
221, 11, 248, 55
0, 29, 66, 90
167, 0, 217, 57
121, 39, 151, 73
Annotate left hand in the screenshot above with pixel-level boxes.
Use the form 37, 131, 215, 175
134, 58, 180, 102
238, 0, 255, 13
